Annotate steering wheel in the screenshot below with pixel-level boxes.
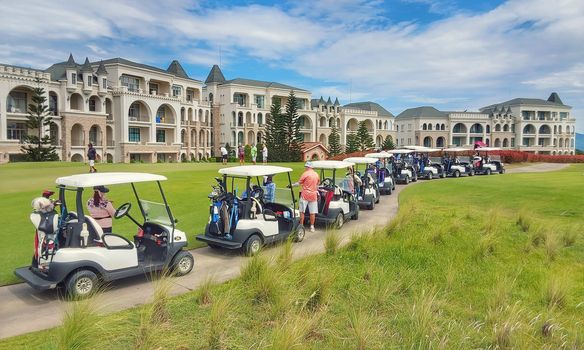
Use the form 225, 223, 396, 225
114, 202, 132, 219
321, 178, 333, 187
250, 185, 264, 199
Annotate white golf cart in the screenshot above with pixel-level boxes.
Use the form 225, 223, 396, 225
442, 147, 475, 177
310, 160, 360, 229
391, 149, 418, 184
404, 146, 446, 180
473, 147, 506, 175
343, 157, 380, 210
15, 173, 194, 298
196, 165, 304, 256
365, 152, 396, 194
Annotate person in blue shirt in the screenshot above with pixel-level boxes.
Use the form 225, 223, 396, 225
263, 175, 276, 203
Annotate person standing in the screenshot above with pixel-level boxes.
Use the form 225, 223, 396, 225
87, 186, 116, 233
293, 161, 320, 232
238, 144, 245, 165
220, 144, 228, 165
262, 144, 268, 164
251, 144, 258, 165
87, 143, 97, 173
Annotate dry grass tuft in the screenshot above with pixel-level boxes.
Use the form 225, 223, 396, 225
324, 230, 341, 255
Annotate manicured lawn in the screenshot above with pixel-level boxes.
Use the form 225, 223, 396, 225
0, 161, 306, 286
1, 165, 582, 349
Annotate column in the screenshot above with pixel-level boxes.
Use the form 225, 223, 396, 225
0, 89, 8, 141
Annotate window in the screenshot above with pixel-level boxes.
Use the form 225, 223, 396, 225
128, 127, 140, 142
129, 103, 140, 121
272, 96, 281, 105
156, 106, 166, 123
511, 138, 515, 147
102, 78, 107, 89
8, 91, 27, 113
156, 130, 165, 143
408, 124, 412, 131
538, 111, 545, 120
559, 112, 568, 120
86, 75, 92, 86
150, 83, 159, 95
234, 93, 246, 106
89, 127, 98, 144
172, 85, 182, 97
538, 138, 545, 146
71, 73, 77, 84
89, 99, 96, 112
254, 95, 265, 109
7, 122, 26, 141
186, 92, 192, 102
297, 99, 305, 110
121, 75, 139, 92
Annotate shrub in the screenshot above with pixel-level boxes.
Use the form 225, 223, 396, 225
545, 234, 561, 261
516, 209, 533, 233
57, 296, 101, 350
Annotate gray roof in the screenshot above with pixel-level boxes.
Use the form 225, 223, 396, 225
81, 57, 93, 73
205, 64, 225, 84
334, 97, 340, 106
319, 96, 325, 103
220, 78, 308, 92
46, 56, 201, 82
326, 97, 333, 106
396, 106, 447, 119
66, 53, 76, 68
95, 60, 108, 75
166, 60, 190, 79
480, 93, 571, 111
343, 101, 395, 118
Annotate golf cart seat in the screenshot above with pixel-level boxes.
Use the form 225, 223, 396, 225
317, 188, 334, 214
83, 216, 132, 249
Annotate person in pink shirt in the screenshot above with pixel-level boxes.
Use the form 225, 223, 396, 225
86, 186, 116, 233
294, 161, 320, 232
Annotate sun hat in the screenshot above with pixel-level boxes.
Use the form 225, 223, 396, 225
304, 161, 314, 168
93, 185, 109, 193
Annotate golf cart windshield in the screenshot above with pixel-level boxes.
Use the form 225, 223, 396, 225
139, 199, 172, 226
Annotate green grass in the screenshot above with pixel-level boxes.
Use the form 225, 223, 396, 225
0, 161, 306, 286
1, 164, 583, 349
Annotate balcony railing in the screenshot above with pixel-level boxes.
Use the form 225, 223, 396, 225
128, 115, 150, 122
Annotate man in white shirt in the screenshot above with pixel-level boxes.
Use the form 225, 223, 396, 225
220, 145, 228, 165
262, 144, 268, 164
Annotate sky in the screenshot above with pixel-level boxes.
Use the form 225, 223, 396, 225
1, 0, 583, 131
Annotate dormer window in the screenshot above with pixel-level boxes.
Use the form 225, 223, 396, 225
86, 75, 92, 86
121, 75, 139, 92
102, 78, 107, 89
71, 73, 77, 84
172, 85, 182, 97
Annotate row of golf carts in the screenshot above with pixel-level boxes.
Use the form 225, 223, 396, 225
15, 147, 503, 298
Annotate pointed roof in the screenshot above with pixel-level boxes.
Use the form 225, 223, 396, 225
81, 57, 93, 72
66, 53, 76, 68
326, 97, 333, 106
205, 64, 226, 84
547, 92, 563, 105
95, 60, 108, 75
334, 97, 340, 106
319, 96, 325, 104
166, 60, 189, 79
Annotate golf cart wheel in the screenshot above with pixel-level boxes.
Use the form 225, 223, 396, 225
454, 170, 460, 178
486, 168, 492, 175
368, 199, 375, 210
441, 172, 446, 178
501, 168, 505, 174
405, 176, 410, 184
65, 269, 98, 299
426, 172, 432, 180
352, 207, 359, 220
293, 225, 305, 243
469, 170, 475, 176
387, 186, 392, 195
244, 234, 262, 256
334, 212, 344, 229
412, 175, 418, 182
172, 251, 194, 276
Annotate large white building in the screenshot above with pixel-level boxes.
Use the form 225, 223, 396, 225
0, 54, 576, 163
394, 93, 576, 155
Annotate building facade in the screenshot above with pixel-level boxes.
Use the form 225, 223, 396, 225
395, 93, 576, 155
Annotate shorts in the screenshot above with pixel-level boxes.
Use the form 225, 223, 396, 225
239, 154, 244, 160
252, 156, 257, 162
299, 197, 318, 214
89, 160, 95, 166
222, 154, 228, 160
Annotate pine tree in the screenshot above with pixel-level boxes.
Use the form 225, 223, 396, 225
346, 133, 360, 153
21, 78, 59, 161
356, 120, 375, 151
284, 90, 303, 162
328, 120, 342, 156
264, 99, 286, 161
382, 135, 395, 150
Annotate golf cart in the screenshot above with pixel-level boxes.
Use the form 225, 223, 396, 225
15, 173, 194, 298
196, 165, 304, 256
365, 152, 396, 194
310, 160, 360, 229
442, 147, 475, 177
473, 147, 506, 175
343, 157, 380, 210
404, 146, 446, 180
391, 149, 418, 184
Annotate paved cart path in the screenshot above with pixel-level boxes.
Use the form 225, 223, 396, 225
0, 162, 569, 339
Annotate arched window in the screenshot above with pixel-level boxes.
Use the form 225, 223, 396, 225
422, 123, 427, 130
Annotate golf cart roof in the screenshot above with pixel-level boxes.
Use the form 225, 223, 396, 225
365, 152, 393, 159
443, 147, 470, 153
343, 157, 378, 164
218, 165, 293, 177
310, 160, 355, 169
476, 147, 501, 152
56, 173, 167, 188
404, 145, 441, 152
390, 149, 415, 154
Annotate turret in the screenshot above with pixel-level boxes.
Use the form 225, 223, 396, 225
81, 57, 93, 94
65, 53, 78, 91
96, 60, 108, 95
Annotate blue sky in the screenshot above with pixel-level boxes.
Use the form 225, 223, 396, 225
1, 0, 583, 131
